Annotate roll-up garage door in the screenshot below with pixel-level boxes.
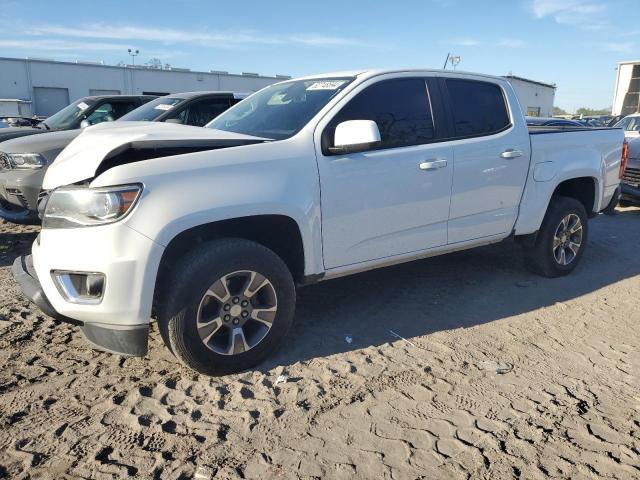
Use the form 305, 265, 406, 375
33, 87, 70, 117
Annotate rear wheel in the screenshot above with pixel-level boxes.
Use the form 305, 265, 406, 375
524, 196, 589, 278
157, 238, 296, 376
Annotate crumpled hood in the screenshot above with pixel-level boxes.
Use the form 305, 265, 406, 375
43, 121, 267, 189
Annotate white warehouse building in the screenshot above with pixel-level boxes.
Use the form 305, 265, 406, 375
612, 60, 640, 116
0, 57, 289, 117
503, 75, 556, 118
0, 57, 559, 120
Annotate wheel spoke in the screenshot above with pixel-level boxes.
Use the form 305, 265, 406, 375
569, 220, 582, 234
558, 248, 567, 265
553, 237, 562, 249
198, 317, 224, 344
206, 276, 231, 302
243, 271, 269, 298
559, 216, 569, 232
250, 306, 277, 327
228, 327, 250, 355
567, 241, 581, 256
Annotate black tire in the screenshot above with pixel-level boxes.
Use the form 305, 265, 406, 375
157, 238, 296, 376
618, 200, 633, 208
524, 196, 589, 278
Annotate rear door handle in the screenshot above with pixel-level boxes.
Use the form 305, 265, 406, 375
419, 159, 448, 171
501, 149, 523, 159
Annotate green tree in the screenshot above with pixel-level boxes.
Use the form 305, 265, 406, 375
575, 107, 611, 116
553, 106, 568, 116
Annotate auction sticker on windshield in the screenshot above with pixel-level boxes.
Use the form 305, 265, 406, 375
306, 80, 347, 91
154, 104, 174, 111
77, 102, 89, 111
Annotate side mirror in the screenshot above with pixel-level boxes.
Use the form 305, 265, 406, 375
80, 119, 91, 128
328, 120, 381, 155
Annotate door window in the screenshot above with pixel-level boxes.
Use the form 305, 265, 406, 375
326, 78, 435, 151
85, 101, 137, 125
187, 98, 231, 126
166, 98, 231, 127
445, 79, 510, 137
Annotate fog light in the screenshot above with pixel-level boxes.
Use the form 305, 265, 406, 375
52, 271, 105, 304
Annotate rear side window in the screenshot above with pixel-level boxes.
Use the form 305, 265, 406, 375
445, 79, 510, 137
328, 78, 435, 150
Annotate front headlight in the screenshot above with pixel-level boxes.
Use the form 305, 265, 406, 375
42, 184, 142, 229
8, 153, 47, 169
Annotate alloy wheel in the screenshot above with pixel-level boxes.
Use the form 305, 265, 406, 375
552, 213, 583, 266
196, 270, 277, 355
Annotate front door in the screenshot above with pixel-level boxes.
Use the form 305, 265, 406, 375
315, 77, 454, 269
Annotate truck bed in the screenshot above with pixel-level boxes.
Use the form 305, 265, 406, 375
528, 126, 619, 135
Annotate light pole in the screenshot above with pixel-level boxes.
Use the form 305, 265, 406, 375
127, 49, 139, 66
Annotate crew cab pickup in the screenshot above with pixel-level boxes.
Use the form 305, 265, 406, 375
12, 70, 627, 376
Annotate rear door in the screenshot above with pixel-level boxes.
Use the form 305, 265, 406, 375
315, 75, 454, 269
440, 77, 531, 243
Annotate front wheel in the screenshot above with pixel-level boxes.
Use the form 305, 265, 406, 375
158, 239, 296, 376
524, 196, 589, 278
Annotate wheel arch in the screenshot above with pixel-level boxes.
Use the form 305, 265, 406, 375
152, 214, 307, 316
550, 176, 599, 216
515, 173, 601, 237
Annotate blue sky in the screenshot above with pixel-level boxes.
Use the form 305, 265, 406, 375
0, 0, 637, 111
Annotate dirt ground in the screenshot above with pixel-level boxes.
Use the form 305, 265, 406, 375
0, 208, 638, 480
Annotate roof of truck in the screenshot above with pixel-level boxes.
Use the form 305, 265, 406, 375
290, 69, 507, 83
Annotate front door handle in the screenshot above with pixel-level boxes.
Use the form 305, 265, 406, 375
419, 159, 448, 171
501, 149, 524, 159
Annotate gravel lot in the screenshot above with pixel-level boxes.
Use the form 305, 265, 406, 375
0, 209, 639, 480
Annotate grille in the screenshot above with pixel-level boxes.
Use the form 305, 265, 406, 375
0, 152, 11, 170
622, 166, 640, 186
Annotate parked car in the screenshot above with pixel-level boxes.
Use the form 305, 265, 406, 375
526, 117, 584, 127
607, 115, 625, 127
574, 118, 603, 128
0, 92, 243, 223
620, 136, 640, 206
13, 69, 625, 375
0, 95, 156, 143
614, 113, 640, 138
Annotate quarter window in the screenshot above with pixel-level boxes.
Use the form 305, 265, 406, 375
328, 78, 435, 150
445, 79, 510, 137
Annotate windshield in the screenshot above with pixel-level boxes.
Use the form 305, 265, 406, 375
207, 77, 354, 140
615, 116, 640, 132
43, 98, 98, 130
120, 96, 184, 122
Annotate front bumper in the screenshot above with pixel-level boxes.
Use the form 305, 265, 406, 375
12, 255, 149, 356
0, 168, 44, 212
621, 182, 640, 203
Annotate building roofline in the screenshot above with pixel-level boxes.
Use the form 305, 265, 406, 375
0, 56, 286, 80
617, 60, 640, 65
502, 74, 556, 89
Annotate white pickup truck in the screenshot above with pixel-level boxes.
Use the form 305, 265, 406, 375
13, 69, 627, 375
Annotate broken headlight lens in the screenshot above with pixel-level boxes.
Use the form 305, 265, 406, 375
42, 185, 142, 229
